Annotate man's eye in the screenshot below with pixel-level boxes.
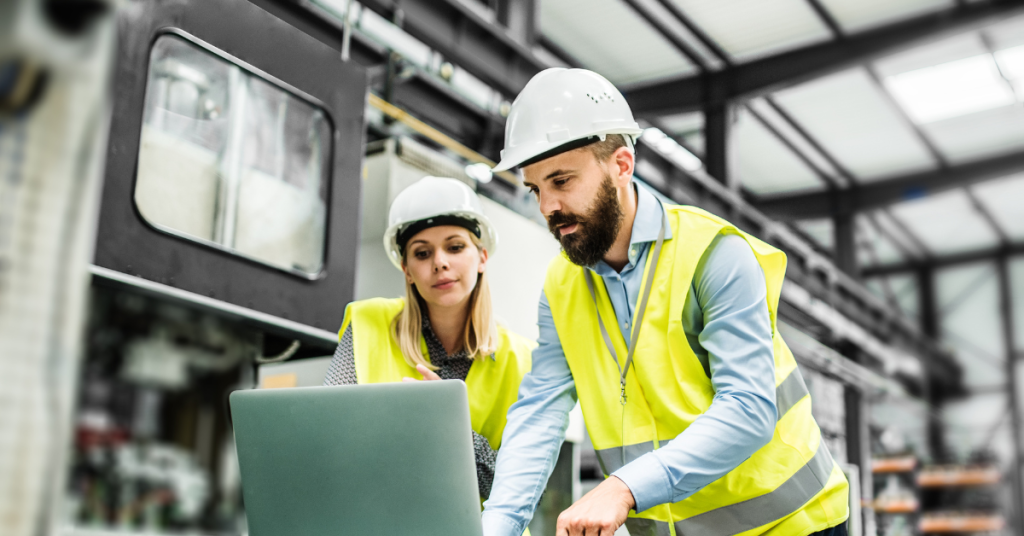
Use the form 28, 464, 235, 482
554, 178, 568, 187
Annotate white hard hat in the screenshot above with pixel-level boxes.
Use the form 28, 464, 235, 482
493, 68, 644, 172
383, 176, 498, 270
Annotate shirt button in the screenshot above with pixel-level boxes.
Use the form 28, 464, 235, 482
623, 321, 629, 328
630, 247, 637, 256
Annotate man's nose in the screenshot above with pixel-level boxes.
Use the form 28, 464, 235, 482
538, 192, 561, 217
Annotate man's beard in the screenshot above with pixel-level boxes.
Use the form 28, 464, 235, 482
547, 174, 623, 267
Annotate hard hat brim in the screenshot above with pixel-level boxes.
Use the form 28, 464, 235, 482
383, 210, 499, 271
493, 128, 643, 172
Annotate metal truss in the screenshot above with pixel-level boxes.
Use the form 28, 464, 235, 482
623, 0, 1024, 116
753, 149, 1024, 220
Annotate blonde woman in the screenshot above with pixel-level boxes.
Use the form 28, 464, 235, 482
323, 176, 534, 504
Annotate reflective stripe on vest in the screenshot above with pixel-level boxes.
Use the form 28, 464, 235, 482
673, 440, 834, 536
619, 440, 834, 536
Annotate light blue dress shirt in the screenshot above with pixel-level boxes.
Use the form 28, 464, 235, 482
481, 184, 779, 536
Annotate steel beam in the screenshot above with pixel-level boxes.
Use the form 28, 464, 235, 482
704, 101, 728, 185
496, 0, 538, 46
999, 255, 1024, 533
862, 244, 1024, 276
622, 0, 708, 70
834, 211, 857, 278
358, 0, 549, 97
623, 0, 1024, 116
916, 266, 949, 461
754, 149, 1024, 220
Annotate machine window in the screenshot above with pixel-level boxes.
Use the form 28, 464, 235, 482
135, 33, 331, 277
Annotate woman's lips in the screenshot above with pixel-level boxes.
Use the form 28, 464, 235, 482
559, 223, 579, 236
433, 279, 457, 290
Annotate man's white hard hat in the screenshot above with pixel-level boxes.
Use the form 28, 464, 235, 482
493, 68, 644, 172
383, 176, 499, 270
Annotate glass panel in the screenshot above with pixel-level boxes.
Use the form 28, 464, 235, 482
889, 190, 1000, 256
664, 0, 831, 61
730, 107, 825, 194
539, 0, 697, 85
772, 67, 938, 181
135, 33, 331, 276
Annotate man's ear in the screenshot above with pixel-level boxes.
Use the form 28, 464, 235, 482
611, 146, 634, 186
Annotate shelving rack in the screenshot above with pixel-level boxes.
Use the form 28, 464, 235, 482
918, 464, 1006, 535
873, 456, 920, 536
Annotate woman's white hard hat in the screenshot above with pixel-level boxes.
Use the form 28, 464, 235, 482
492, 68, 644, 172
383, 176, 498, 270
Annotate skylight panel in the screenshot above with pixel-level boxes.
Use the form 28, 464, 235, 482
773, 67, 938, 180
884, 54, 1017, 124
920, 105, 1024, 163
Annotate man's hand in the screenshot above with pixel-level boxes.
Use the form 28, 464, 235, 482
556, 476, 635, 536
401, 363, 441, 382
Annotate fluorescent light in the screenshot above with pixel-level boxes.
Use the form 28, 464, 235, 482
995, 44, 1024, 98
465, 163, 492, 183
885, 53, 1016, 123
640, 128, 703, 172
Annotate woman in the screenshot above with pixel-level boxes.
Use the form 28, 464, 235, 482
323, 176, 534, 503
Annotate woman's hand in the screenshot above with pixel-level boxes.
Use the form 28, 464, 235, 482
402, 363, 441, 382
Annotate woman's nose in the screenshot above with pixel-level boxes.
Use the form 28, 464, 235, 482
433, 252, 449, 272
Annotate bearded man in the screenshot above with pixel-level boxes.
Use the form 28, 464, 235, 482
481, 68, 850, 536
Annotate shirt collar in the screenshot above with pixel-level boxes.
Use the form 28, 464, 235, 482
587, 182, 673, 274
630, 181, 673, 245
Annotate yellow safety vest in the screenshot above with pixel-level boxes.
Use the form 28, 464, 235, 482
543, 205, 849, 536
338, 297, 534, 451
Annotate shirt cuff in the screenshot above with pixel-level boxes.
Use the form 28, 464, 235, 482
612, 453, 673, 514
481, 511, 525, 536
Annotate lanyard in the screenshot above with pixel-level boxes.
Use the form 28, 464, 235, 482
584, 211, 667, 407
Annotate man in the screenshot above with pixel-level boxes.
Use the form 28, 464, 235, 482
481, 68, 849, 536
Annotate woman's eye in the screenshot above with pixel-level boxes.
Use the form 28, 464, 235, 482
414, 250, 429, 259
449, 244, 465, 253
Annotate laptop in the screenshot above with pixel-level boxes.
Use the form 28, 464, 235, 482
230, 380, 484, 536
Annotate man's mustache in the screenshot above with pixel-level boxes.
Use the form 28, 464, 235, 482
547, 211, 583, 235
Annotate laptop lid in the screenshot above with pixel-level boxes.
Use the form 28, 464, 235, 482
230, 380, 483, 536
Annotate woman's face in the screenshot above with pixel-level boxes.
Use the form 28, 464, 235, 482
402, 225, 488, 309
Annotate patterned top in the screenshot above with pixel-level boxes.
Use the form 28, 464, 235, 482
323, 316, 498, 500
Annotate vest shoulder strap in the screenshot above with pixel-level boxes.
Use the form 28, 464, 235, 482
339, 297, 405, 340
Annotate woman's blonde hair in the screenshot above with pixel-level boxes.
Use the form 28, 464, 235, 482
391, 234, 498, 370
